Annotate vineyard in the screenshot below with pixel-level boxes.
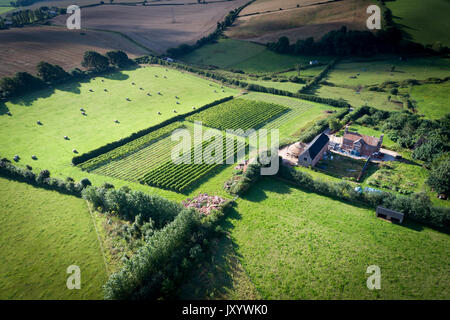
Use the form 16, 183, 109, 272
186, 98, 290, 132
140, 134, 247, 192
78, 122, 185, 171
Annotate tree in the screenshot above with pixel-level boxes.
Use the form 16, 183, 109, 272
328, 118, 342, 131
106, 50, 133, 68
81, 51, 110, 72
37, 62, 70, 83
427, 157, 450, 196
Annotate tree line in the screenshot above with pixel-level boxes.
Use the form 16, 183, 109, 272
0, 50, 134, 99
267, 26, 448, 57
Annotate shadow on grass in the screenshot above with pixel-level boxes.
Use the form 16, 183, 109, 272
176, 204, 259, 300
0, 102, 10, 116
4, 67, 135, 107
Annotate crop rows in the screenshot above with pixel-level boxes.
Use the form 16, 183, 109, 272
91, 126, 201, 182
140, 135, 247, 192
78, 122, 185, 171
186, 98, 289, 131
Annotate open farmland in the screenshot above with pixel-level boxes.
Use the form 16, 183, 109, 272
0, 66, 238, 176
386, 0, 450, 47
316, 85, 404, 111
229, 178, 450, 299
186, 98, 290, 131
0, 177, 107, 299
406, 81, 450, 119
180, 38, 331, 73
226, 0, 372, 44
50, 0, 249, 54
141, 131, 247, 192
327, 57, 450, 88
0, 26, 148, 77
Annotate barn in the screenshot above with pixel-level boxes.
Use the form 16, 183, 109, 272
298, 133, 329, 167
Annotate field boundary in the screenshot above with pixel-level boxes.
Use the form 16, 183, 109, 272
86, 201, 110, 276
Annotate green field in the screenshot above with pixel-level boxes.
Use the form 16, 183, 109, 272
245, 78, 305, 93
328, 57, 450, 87
317, 85, 403, 111
407, 81, 450, 119
387, 0, 450, 47
181, 38, 331, 73
0, 177, 107, 299
0, 66, 238, 185
228, 178, 450, 299
0, 6, 13, 14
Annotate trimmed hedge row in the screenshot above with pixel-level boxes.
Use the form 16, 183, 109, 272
299, 59, 338, 94
72, 96, 234, 165
0, 158, 90, 197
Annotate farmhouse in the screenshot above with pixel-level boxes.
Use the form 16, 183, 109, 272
341, 126, 383, 157
297, 133, 329, 167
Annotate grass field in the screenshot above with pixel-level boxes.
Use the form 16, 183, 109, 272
387, 0, 450, 47
316, 85, 403, 111
407, 81, 450, 119
0, 6, 13, 14
0, 66, 237, 176
228, 178, 450, 299
0, 177, 107, 299
327, 57, 450, 88
180, 38, 331, 73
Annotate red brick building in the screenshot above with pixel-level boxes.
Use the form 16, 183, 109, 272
341, 126, 383, 157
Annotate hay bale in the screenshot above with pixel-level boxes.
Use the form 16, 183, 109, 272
126, 98, 130, 101
72, 149, 78, 153
176, 101, 180, 104
140, 87, 144, 90
89, 89, 93, 92
173, 109, 177, 113
31, 155, 37, 160
82, 112, 87, 116
37, 120, 42, 125
132, 82, 135, 85
157, 111, 161, 115
114, 120, 120, 123
64, 136, 69, 140
13, 155, 19, 162
192, 107, 196, 110
104, 89, 108, 92
6, 111, 12, 116
80, 108, 85, 112
147, 93, 151, 96
158, 92, 162, 95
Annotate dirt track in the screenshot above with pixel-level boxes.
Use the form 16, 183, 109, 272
0, 26, 147, 77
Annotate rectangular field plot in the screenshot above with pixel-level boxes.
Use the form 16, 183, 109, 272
186, 98, 290, 132
140, 133, 247, 192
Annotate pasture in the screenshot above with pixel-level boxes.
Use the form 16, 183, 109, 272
316, 85, 402, 111
0, 27, 148, 77
407, 81, 450, 119
387, 0, 450, 47
229, 178, 450, 299
226, 0, 372, 43
180, 38, 331, 73
0, 177, 107, 299
0, 66, 237, 176
327, 57, 450, 88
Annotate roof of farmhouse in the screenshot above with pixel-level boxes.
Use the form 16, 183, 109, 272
343, 132, 381, 147
304, 133, 329, 159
